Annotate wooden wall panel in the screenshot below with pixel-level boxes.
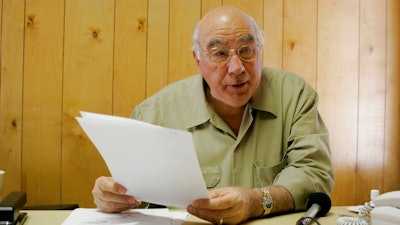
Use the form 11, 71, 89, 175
146, 0, 169, 97
317, 1, 360, 206
283, 0, 317, 88
384, 0, 400, 193
263, 0, 283, 70
201, 0, 221, 16
0, 0, 24, 198
357, 0, 387, 204
114, 0, 147, 117
168, 0, 200, 83
0, 0, 399, 208
22, 0, 64, 205
61, 0, 114, 206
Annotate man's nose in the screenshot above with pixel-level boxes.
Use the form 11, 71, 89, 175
227, 51, 245, 75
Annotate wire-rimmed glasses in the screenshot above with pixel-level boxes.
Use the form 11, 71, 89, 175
202, 44, 262, 64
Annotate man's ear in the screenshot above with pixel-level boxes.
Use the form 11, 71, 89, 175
192, 51, 200, 66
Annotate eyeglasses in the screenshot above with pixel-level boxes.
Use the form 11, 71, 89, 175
202, 44, 261, 64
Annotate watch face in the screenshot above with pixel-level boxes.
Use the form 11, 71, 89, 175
257, 187, 273, 216
266, 198, 273, 208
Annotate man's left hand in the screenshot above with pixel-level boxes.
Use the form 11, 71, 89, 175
186, 187, 262, 224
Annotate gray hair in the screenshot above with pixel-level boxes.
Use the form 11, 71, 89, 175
191, 13, 264, 60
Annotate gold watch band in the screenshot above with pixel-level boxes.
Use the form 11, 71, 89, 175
257, 187, 273, 217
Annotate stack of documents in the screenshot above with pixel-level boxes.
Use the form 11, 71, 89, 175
62, 208, 189, 225
76, 112, 209, 208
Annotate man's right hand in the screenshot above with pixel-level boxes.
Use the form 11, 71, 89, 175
92, 176, 141, 212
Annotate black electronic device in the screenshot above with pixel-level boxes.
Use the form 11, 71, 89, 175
0, 192, 28, 225
296, 192, 332, 225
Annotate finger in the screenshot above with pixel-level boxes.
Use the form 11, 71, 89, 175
95, 176, 125, 194
92, 176, 140, 212
187, 205, 233, 225
93, 188, 140, 212
93, 177, 135, 203
191, 193, 230, 210
94, 197, 139, 213
93, 185, 137, 203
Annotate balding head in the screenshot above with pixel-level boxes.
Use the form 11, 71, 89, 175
191, 6, 264, 59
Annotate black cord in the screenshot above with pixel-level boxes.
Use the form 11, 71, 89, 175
296, 216, 322, 225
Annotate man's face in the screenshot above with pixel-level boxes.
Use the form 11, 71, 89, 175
195, 13, 263, 108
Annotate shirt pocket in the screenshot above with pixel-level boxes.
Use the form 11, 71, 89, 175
201, 166, 220, 188
253, 157, 286, 187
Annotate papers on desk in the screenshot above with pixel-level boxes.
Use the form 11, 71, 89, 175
76, 112, 209, 208
62, 208, 189, 225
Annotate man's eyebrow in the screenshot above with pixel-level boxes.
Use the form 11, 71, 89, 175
205, 34, 254, 48
206, 39, 227, 48
237, 33, 255, 43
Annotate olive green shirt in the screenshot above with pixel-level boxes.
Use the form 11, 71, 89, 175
132, 67, 334, 210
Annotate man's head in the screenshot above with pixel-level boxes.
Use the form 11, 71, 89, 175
192, 6, 264, 108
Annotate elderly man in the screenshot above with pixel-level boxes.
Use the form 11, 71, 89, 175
92, 6, 334, 225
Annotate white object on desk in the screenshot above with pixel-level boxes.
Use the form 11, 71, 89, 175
370, 206, 400, 225
370, 191, 400, 225
336, 216, 369, 225
373, 191, 400, 208
347, 205, 364, 213
76, 112, 209, 208
61, 208, 188, 225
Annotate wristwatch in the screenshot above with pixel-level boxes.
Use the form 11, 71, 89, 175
257, 187, 273, 217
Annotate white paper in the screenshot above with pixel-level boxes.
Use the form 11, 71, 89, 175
170, 212, 190, 225
76, 111, 209, 208
62, 208, 187, 225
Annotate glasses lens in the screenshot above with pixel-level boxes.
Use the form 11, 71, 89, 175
237, 45, 254, 60
205, 45, 258, 63
209, 48, 230, 63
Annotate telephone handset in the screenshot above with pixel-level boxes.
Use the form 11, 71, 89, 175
370, 190, 400, 225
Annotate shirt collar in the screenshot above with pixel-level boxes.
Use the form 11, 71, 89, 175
185, 71, 278, 129
249, 71, 277, 117
185, 75, 211, 129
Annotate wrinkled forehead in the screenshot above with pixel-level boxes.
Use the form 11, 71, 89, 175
198, 8, 257, 47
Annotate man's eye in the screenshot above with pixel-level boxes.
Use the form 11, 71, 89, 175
213, 50, 228, 57
239, 46, 252, 55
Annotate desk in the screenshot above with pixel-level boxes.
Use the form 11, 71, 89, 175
22, 206, 356, 225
